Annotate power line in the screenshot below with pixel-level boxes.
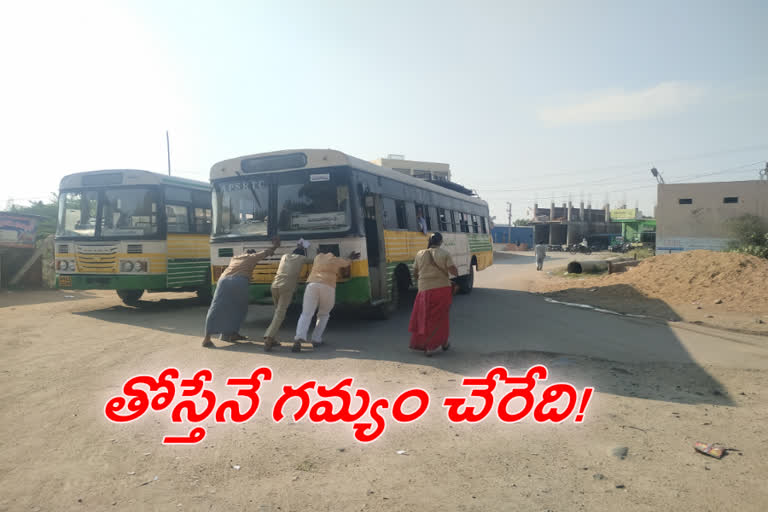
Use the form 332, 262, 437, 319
478, 161, 763, 195
473, 143, 768, 186
481, 161, 763, 205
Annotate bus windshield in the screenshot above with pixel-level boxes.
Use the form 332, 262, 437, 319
213, 179, 270, 237
212, 170, 352, 238
57, 188, 160, 238
276, 171, 350, 234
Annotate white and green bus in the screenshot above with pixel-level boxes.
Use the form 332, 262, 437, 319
55, 169, 213, 305
209, 149, 493, 316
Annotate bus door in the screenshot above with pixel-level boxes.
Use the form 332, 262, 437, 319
363, 193, 387, 302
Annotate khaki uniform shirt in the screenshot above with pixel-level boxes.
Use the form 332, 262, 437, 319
220, 249, 272, 280
413, 247, 455, 292
272, 253, 310, 290
307, 253, 352, 288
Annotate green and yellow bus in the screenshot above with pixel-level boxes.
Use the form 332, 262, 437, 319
209, 149, 493, 316
55, 169, 213, 305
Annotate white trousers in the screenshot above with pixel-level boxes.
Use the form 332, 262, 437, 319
295, 282, 336, 343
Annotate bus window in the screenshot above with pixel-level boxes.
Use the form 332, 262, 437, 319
449, 211, 458, 232
382, 198, 397, 229
459, 212, 469, 233
166, 204, 191, 233
437, 208, 448, 231
416, 203, 431, 232
101, 188, 159, 236
395, 200, 407, 229
194, 207, 212, 234
214, 180, 269, 237
276, 171, 351, 234
193, 190, 212, 234
471, 215, 479, 233
57, 191, 98, 237
480, 216, 487, 234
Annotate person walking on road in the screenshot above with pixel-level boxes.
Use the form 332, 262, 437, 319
408, 232, 458, 356
535, 240, 547, 271
293, 247, 360, 352
202, 237, 280, 348
263, 239, 312, 351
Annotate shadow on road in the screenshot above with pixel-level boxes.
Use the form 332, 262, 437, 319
0, 289, 101, 308
74, 283, 734, 407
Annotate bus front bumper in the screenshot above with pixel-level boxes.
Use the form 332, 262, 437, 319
57, 274, 167, 290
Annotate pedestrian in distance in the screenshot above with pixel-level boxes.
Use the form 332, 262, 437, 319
202, 236, 280, 348
263, 238, 312, 351
535, 240, 547, 271
293, 246, 361, 352
408, 232, 458, 356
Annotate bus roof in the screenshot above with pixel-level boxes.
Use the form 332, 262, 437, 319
210, 149, 488, 207
59, 169, 209, 191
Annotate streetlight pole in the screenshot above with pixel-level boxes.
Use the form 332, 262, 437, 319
166, 131, 171, 176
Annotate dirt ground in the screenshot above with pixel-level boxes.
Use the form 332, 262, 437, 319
2, 256, 768, 511
533, 250, 768, 335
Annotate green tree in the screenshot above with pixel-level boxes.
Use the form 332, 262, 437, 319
726, 214, 768, 259
513, 218, 532, 227
9, 193, 59, 240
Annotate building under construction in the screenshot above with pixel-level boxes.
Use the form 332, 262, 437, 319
531, 201, 621, 247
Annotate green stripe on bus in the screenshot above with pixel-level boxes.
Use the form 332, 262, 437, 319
167, 258, 210, 286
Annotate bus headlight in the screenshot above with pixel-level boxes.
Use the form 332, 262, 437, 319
57, 259, 75, 272
119, 260, 148, 273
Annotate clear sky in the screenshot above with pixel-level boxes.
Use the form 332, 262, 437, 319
2, 0, 767, 221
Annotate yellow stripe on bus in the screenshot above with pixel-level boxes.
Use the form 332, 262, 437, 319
383, 230, 429, 263
167, 234, 210, 259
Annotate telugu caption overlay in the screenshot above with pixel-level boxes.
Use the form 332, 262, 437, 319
105, 366, 594, 444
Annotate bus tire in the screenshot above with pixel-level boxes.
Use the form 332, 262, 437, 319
196, 285, 213, 305
457, 264, 474, 295
117, 289, 144, 306
372, 268, 407, 320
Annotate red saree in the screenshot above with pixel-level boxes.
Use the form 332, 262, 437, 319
408, 286, 453, 351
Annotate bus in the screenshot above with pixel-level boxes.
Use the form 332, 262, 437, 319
209, 149, 493, 316
55, 169, 213, 305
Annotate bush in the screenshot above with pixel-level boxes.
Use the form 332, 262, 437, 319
727, 214, 768, 259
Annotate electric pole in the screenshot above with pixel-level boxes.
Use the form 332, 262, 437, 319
166, 130, 171, 176
506, 202, 512, 244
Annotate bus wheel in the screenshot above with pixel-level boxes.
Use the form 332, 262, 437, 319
117, 289, 144, 306
196, 285, 213, 305
372, 273, 405, 320
457, 265, 474, 295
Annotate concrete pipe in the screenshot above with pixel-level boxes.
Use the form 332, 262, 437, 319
608, 260, 641, 274
566, 260, 609, 274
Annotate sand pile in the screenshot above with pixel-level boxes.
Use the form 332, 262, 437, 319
590, 250, 768, 312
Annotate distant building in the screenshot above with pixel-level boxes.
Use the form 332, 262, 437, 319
609, 208, 656, 244
491, 225, 533, 247
372, 155, 451, 182
530, 201, 621, 248
656, 180, 768, 253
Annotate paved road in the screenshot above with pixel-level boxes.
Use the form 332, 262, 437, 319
63, 250, 768, 373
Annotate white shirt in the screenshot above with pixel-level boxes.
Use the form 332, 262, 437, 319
417, 216, 427, 235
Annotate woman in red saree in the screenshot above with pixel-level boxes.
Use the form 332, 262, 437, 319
409, 232, 459, 355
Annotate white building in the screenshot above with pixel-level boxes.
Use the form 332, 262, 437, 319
655, 179, 768, 252
372, 155, 451, 182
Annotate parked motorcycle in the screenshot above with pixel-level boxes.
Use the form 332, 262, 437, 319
568, 244, 592, 255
